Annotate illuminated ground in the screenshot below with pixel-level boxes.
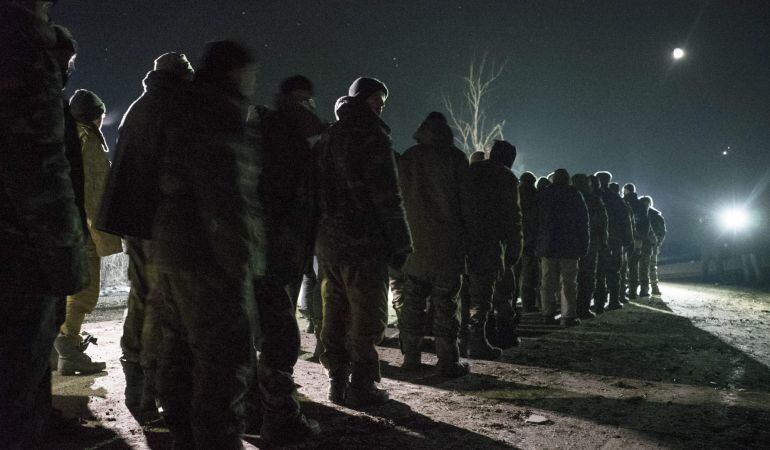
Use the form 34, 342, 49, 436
49, 282, 770, 449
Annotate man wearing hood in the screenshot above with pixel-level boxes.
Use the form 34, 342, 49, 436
571, 174, 608, 319
0, 1, 88, 447
97, 52, 193, 423
593, 172, 634, 312
316, 77, 412, 408
463, 140, 522, 359
393, 112, 470, 377
150, 41, 265, 448
623, 183, 651, 298
643, 196, 666, 295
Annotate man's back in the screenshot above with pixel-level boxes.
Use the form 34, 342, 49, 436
536, 183, 589, 259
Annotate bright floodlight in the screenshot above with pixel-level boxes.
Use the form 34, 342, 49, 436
719, 208, 750, 231
673, 48, 685, 60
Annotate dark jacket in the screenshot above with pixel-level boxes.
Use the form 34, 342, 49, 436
536, 183, 589, 259
397, 115, 470, 277
256, 94, 326, 284
0, 4, 88, 295
315, 97, 412, 265
465, 159, 522, 271
151, 79, 265, 281
599, 188, 634, 247
98, 70, 187, 239
519, 179, 539, 256
624, 192, 651, 243
582, 191, 608, 251
649, 207, 666, 246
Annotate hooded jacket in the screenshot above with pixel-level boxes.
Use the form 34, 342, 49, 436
536, 183, 589, 259
599, 188, 634, 247
397, 113, 470, 277
464, 159, 523, 271
0, 3, 88, 295
98, 70, 188, 239
315, 97, 412, 265
649, 207, 666, 246
624, 192, 651, 243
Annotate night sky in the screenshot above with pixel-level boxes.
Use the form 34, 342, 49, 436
56, 1, 770, 258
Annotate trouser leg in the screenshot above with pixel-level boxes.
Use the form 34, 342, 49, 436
62, 240, 100, 336
0, 294, 59, 449
520, 254, 540, 312
345, 261, 389, 385
639, 242, 652, 295
649, 245, 659, 287
389, 270, 405, 328
627, 247, 641, 297
577, 249, 598, 316
539, 258, 560, 317
605, 242, 623, 307
492, 264, 516, 325
319, 265, 351, 380
560, 259, 579, 320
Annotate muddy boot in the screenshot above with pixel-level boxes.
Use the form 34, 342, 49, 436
467, 323, 502, 361
651, 285, 662, 296
347, 373, 389, 408
261, 413, 321, 446
495, 321, 520, 349
55, 334, 106, 375
121, 358, 146, 420
399, 331, 422, 372
328, 376, 349, 405
435, 337, 470, 378
458, 325, 469, 358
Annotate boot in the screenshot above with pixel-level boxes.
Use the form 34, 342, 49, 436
347, 374, 389, 408
55, 334, 106, 375
435, 337, 470, 378
485, 314, 498, 346
651, 285, 662, 296
261, 413, 321, 446
140, 367, 161, 423
467, 323, 502, 361
399, 331, 423, 372
561, 317, 580, 327
121, 358, 145, 420
458, 325, 469, 358
639, 284, 650, 297
328, 376, 349, 405
495, 321, 520, 349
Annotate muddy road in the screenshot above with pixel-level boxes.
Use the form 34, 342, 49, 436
50, 282, 770, 449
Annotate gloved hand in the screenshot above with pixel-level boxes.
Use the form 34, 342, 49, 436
389, 252, 410, 271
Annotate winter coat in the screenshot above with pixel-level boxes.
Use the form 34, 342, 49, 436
599, 188, 634, 247
98, 70, 187, 240
464, 159, 523, 271
256, 94, 326, 285
649, 207, 666, 246
0, 4, 88, 295
519, 180, 539, 256
624, 192, 651, 243
582, 191, 609, 251
151, 79, 265, 281
536, 183, 589, 259
397, 117, 470, 277
315, 97, 412, 265
76, 122, 122, 256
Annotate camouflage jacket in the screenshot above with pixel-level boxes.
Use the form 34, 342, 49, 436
315, 97, 412, 266
0, 4, 88, 295
624, 192, 651, 243
599, 188, 634, 247
152, 79, 265, 281
536, 183, 589, 259
582, 191, 609, 251
649, 207, 666, 246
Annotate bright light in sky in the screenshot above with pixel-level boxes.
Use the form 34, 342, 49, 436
673, 48, 685, 60
719, 207, 750, 231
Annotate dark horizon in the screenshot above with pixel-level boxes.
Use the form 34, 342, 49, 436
56, 1, 770, 259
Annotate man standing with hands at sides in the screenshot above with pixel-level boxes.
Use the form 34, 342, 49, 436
316, 77, 412, 408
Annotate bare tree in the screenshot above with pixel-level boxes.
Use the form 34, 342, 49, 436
443, 55, 506, 156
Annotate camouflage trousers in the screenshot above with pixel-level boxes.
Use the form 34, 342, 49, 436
120, 239, 162, 370
649, 245, 660, 288
320, 259, 388, 383
155, 268, 256, 449
540, 257, 579, 319
0, 294, 60, 449
61, 238, 100, 336
577, 247, 600, 314
596, 241, 623, 307
628, 242, 653, 295
393, 272, 461, 339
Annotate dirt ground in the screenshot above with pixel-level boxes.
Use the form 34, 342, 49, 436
49, 281, 770, 449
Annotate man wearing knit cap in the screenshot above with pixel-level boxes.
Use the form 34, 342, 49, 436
316, 76, 412, 407
1, 1, 89, 446
97, 51, 193, 424
571, 173, 608, 319
53, 90, 123, 375
463, 140, 522, 359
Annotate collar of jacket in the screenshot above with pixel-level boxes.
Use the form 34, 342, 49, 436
335, 96, 391, 135
142, 70, 185, 93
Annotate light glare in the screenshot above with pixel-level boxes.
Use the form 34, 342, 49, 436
673, 48, 685, 60
719, 208, 750, 231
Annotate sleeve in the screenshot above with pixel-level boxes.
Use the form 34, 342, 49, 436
598, 199, 609, 248
504, 175, 523, 265
576, 193, 590, 257
364, 131, 413, 259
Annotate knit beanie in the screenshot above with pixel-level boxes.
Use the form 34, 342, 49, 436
280, 75, 314, 95
154, 52, 194, 78
489, 140, 517, 169
520, 171, 536, 185
348, 77, 388, 99
69, 89, 105, 123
